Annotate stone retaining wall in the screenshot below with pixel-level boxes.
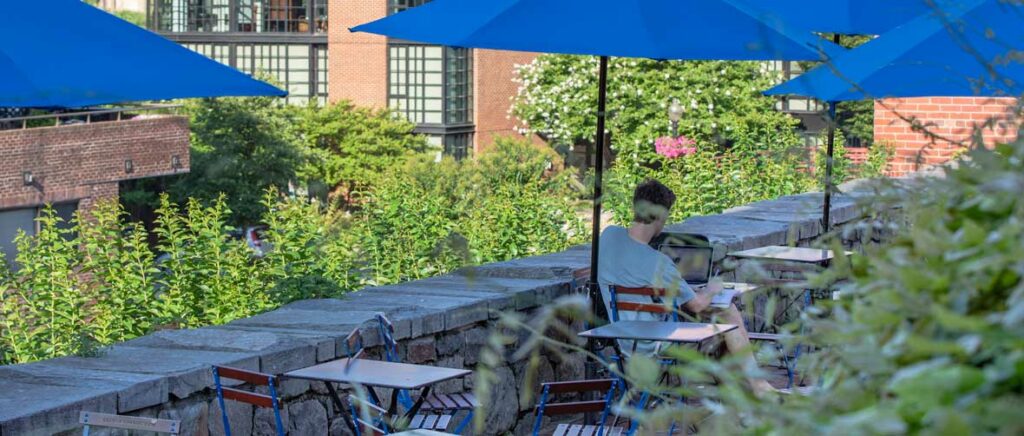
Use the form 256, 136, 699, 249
0, 180, 892, 436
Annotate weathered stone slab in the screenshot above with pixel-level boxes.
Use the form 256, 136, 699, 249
53, 346, 259, 400
0, 358, 167, 413
663, 215, 791, 259
0, 380, 117, 435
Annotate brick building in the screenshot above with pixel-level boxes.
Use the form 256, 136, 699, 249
147, 0, 533, 157
0, 112, 190, 262
872, 97, 1019, 176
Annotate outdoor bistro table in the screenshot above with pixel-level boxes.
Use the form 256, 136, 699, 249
578, 320, 738, 344
728, 246, 838, 266
284, 358, 471, 432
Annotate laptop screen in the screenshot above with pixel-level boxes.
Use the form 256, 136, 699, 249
656, 244, 713, 285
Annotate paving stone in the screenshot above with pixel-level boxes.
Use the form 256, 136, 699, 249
123, 327, 318, 375
405, 337, 437, 364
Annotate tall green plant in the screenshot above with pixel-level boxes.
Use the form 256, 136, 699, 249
78, 201, 157, 344
0, 208, 89, 363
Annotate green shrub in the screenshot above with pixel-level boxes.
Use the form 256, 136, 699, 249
859, 141, 895, 178
287, 100, 428, 202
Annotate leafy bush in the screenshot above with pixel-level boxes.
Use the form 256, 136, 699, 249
859, 141, 896, 179
287, 100, 428, 202
814, 128, 852, 185
169, 97, 303, 226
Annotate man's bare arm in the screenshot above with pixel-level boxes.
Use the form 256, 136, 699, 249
681, 280, 723, 314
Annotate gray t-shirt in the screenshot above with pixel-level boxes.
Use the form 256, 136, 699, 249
597, 226, 697, 355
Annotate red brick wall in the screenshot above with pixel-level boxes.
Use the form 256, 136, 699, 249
328, 0, 388, 108
473, 49, 544, 151
0, 115, 191, 211
873, 97, 1019, 176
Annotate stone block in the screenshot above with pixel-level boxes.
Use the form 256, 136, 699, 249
208, 397, 253, 436
50, 346, 258, 400
480, 365, 518, 433
444, 302, 490, 330
288, 399, 328, 436
254, 406, 289, 435
406, 337, 437, 364
0, 381, 117, 436
435, 331, 466, 357
0, 359, 168, 413
158, 400, 209, 436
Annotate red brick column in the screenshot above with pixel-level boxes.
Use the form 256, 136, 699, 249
473, 49, 545, 152
328, 0, 388, 108
873, 97, 1019, 176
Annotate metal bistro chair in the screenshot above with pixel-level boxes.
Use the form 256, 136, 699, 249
377, 314, 478, 434
211, 365, 286, 436
340, 327, 393, 436
531, 379, 623, 436
80, 411, 180, 435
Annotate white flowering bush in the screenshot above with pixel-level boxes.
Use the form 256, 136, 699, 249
512, 55, 815, 222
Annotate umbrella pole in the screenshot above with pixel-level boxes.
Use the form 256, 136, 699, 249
822, 34, 842, 234
823, 102, 837, 233
588, 56, 609, 306
584, 56, 610, 414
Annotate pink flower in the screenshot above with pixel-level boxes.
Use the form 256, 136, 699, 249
655, 136, 697, 159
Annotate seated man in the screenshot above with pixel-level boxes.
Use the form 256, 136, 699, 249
597, 179, 775, 394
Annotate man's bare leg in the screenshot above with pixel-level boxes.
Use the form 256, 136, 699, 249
709, 304, 777, 394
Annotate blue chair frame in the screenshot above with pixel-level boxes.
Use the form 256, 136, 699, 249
376, 314, 475, 434
212, 366, 285, 436
531, 379, 620, 436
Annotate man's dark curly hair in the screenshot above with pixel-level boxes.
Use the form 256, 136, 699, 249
633, 179, 676, 224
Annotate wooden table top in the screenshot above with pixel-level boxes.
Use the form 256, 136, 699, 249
578, 321, 737, 343
729, 246, 837, 264
284, 358, 471, 390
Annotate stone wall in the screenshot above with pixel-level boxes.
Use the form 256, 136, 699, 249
0, 180, 889, 436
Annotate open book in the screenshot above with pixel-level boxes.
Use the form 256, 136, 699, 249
710, 286, 739, 309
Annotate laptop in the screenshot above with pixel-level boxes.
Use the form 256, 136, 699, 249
651, 233, 736, 308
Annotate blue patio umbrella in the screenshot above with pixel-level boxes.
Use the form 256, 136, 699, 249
766, 0, 1024, 198
748, 1, 938, 231
750, 0, 934, 36
0, 0, 285, 109
352, 0, 843, 294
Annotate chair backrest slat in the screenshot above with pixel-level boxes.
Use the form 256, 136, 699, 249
214, 366, 273, 385
612, 287, 673, 297
532, 379, 619, 436
344, 328, 364, 358
609, 286, 679, 322
614, 301, 674, 315
541, 400, 609, 416
544, 379, 615, 394
221, 387, 275, 408
80, 411, 180, 434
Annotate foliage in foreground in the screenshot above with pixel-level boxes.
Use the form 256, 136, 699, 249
0, 139, 584, 365
480, 140, 1024, 434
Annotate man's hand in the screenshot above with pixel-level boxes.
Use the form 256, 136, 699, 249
703, 278, 725, 295
684, 278, 725, 314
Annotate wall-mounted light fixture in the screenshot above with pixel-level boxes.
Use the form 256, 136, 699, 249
124, 159, 134, 174
171, 155, 182, 170
22, 171, 33, 186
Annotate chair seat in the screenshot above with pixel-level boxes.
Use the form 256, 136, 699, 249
553, 424, 625, 436
416, 392, 478, 411
409, 413, 454, 431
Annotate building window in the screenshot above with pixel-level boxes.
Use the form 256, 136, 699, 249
182, 42, 328, 104
389, 44, 444, 124
444, 133, 472, 160
151, 0, 326, 34
389, 0, 431, 14
445, 47, 472, 125
768, 61, 825, 114
0, 203, 78, 267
